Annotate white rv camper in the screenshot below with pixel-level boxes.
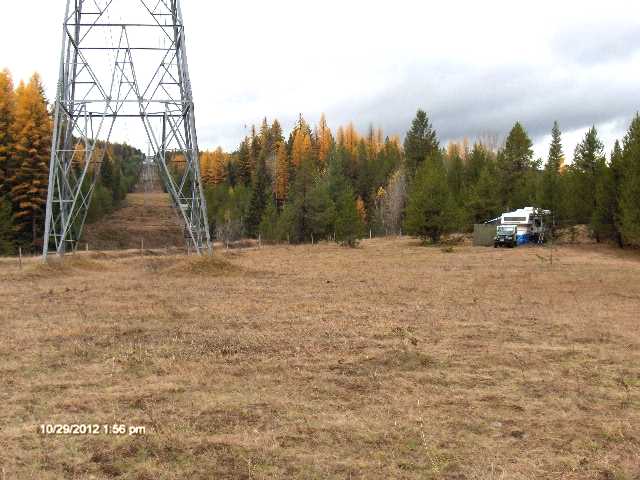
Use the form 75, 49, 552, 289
499, 207, 551, 245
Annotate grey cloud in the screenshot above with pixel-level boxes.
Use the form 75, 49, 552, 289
328, 61, 639, 148
552, 22, 640, 65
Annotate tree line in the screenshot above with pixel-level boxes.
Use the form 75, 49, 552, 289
0, 69, 142, 255
2, 65, 640, 254
198, 110, 640, 248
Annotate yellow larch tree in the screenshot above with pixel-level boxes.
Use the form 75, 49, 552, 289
199, 150, 215, 185
341, 122, 360, 155
10, 74, 52, 245
210, 147, 228, 185
315, 113, 333, 167
291, 127, 312, 168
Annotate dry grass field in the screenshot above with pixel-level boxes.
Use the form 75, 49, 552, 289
1, 239, 639, 479
81, 193, 186, 251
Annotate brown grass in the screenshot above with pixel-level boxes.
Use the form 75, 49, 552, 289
81, 193, 186, 251
1, 238, 639, 479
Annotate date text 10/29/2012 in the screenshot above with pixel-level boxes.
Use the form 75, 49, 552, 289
39, 424, 147, 436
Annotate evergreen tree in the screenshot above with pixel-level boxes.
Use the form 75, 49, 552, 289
465, 143, 490, 186
497, 121, 534, 209
246, 157, 271, 238
403, 109, 439, 180
591, 161, 616, 241
259, 200, 280, 242
0, 69, 15, 198
10, 75, 51, 247
335, 184, 363, 247
610, 140, 625, 246
404, 155, 455, 243
307, 178, 336, 240
467, 163, 500, 224
237, 138, 252, 186
542, 121, 564, 215
271, 119, 284, 144
446, 150, 465, 204
280, 156, 316, 242
0, 196, 15, 255
274, 142, 289, 205
572, 126, 606, 227
100, 152, 114, 191
619, 115, 640, 246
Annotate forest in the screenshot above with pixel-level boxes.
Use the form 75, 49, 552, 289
0, 69, 142, 254
200, 111, 640, 248
2, 65, 640, 254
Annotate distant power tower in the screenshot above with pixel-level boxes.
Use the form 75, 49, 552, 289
43, 0, 211, 257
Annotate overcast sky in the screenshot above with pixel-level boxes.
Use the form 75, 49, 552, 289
2, 1, 639, 161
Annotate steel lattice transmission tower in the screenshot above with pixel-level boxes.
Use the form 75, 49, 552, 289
43, 0, 211, 257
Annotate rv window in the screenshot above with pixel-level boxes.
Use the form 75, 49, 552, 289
504, 216, 527, 222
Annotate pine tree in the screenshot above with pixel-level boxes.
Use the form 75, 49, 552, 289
446, 149, 465, 204
271, 119, 284, 144
465, 143, 490, 185
619, 115, 640, 246
259, 201, 280, 242
591, 161, 616, 242
572, 126, 605, 226
308, 179, 336, 240
275, 142, 289, 205
403, 156, 455, 243
497, 121, 533, 209
467, 163, 500, 224
610, 140, 625, 246
100, 151, 114, 191
0, 196, 15, 255
335, 184, 363, 247
542, 121, 564, 215
237, 138, 252, 186
10, 74, 51, 247
0, 69, 16, 198
280, 156, 316, 243
246, 156, 271, 238
403, 109, 439, 180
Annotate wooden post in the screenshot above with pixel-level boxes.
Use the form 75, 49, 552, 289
311, 233, 314, 245
258, 234, 262, 249
18, 247, 22, 270
86, 242, 89, 252
369, 229, 372, 239
141, 238, 144, 255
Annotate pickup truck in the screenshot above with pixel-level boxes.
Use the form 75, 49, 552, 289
494, 225, 517, 248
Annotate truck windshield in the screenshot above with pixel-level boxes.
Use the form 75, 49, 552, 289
497, 226, 515, 234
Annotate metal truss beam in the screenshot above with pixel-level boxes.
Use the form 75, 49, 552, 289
43, 0, 211, 258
